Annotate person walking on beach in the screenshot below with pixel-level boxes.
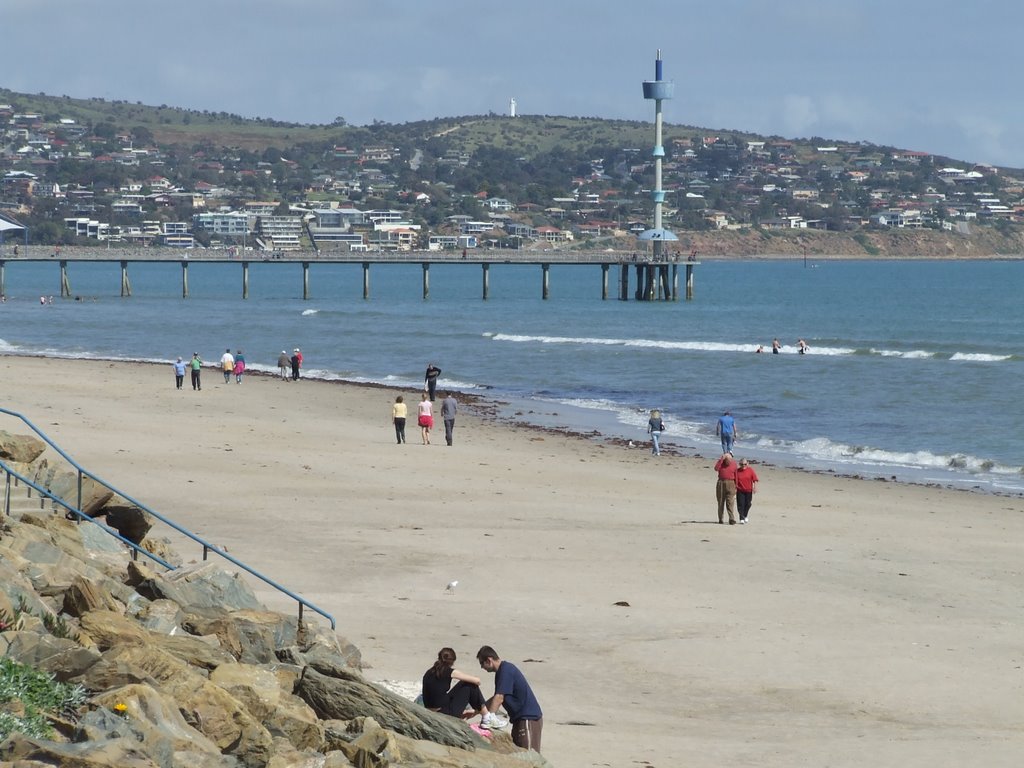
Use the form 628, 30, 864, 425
422, 648, 504, 728
441, 392, 457, 446
715, 452, 738, 525
172, 357, 186, 390
735, 458, 760, 524
418, 392, 434, 445
716, 411, 737, 454
477, 646, 543, 752
189, 353, 202, 391
277, 350, 290, 380
290, 349, 301, 380
392, 395, 407, 444
648, 409, 665, 455
424, 363, 442, 402
233, 350, 245, 383
220, 349, 234, 383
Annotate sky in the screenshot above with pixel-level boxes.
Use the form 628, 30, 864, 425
4, 0, 1023, 168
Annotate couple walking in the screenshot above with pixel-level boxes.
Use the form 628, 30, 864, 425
714, 452, 759, 524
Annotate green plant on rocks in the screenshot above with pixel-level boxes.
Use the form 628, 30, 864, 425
0, 657, 87, 740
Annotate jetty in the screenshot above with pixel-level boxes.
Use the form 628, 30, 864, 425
0, 246, 699, 301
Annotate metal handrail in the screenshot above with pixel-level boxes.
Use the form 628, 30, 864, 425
0, 462, 176, 570
0, 407, 336, 629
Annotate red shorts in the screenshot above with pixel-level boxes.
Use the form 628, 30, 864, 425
418, 415, 433, 428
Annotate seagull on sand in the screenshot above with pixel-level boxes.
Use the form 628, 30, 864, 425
445, 580, 458, 595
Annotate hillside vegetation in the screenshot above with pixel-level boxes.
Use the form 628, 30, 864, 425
2, 87, 1022, 256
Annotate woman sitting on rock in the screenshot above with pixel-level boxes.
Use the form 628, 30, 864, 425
421, 647, 506, 729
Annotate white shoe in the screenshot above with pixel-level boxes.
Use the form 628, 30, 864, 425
481, 713, 508, 729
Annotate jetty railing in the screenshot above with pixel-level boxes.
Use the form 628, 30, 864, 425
0, 406, 336, 630
0, 245, 698, 301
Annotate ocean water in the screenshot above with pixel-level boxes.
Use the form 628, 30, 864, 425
1, 258, 1021, 494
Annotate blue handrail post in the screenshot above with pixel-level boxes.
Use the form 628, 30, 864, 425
4, 470, 10, 517
0, 405, 336, 631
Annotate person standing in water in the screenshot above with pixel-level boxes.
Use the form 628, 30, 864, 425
716, 411, 737, 454
424, 363, 442, 401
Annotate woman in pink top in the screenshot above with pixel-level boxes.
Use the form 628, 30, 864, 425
418, 393, 434, 445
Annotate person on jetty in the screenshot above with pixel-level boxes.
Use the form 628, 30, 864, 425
716, 411, 737, 454
735, 458, 760, 524
277, 350, 290, 380
441, 391, 457, 446
418, 392, 434, 445
715, 452, 738, 525
424, 363, 442, 402
233, 350, 245, 383
220, 349, 234, 383
422, 647, 505, 728
172, 357, 186, 390
189, 353, 202, 391
648, 409, 665, 455
392, 395, 407, 444
477, 645, 543, 752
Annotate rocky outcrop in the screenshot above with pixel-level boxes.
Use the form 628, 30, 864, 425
0, 429, 47, 464
666, 226, 1024, 259
0, 483, 553, 767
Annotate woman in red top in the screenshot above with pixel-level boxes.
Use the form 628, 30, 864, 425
714, 453, 738, 525
735, 458, 760, 524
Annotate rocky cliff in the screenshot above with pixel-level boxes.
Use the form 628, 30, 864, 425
662, 227, 1024, 259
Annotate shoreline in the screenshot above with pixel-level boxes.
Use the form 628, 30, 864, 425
3, 355, 1024, 766
5, 351, 1019, 499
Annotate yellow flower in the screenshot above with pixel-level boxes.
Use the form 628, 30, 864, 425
113, 702, 128, 713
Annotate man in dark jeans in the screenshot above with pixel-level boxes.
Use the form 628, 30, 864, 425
424, 363, 442, 401
441, 392, 457, 446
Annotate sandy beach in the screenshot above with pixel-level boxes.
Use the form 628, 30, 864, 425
2, 355, 1022, 767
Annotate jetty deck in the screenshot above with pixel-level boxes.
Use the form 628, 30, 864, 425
0, 246, 699, 301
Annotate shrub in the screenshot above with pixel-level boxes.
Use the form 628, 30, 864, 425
0, 657, 87, 739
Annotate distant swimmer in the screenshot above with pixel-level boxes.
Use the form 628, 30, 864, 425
755, 345, 764, 354
797, 339, 809, 355
772, 338, 781, 354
